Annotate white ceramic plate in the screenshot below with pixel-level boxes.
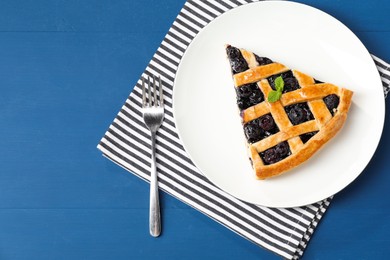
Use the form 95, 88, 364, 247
172, 1, 385, 207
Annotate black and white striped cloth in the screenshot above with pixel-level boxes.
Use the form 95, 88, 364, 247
97, 1, 390, 259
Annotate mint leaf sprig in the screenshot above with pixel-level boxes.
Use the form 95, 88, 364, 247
267, 76, 284, 102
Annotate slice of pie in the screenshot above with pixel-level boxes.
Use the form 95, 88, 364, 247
226, 45, 353, 180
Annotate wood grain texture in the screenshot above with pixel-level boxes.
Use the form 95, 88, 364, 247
0, 0, 389, 259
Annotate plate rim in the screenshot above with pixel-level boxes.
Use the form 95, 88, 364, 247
172, 0, 385, 207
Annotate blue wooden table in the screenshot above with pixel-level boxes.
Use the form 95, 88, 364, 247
0, 0, 389, 259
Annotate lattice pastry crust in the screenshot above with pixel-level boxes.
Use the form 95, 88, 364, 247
226, 45, 353, 179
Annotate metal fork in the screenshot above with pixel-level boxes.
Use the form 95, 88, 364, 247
141, 75, 164, 237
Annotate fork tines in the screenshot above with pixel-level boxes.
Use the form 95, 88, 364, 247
142, 75, 164, 107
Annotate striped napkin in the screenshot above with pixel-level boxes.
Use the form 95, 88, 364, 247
97, 0, 390, 259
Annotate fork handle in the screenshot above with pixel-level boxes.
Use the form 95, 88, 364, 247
149, 131, 161, 237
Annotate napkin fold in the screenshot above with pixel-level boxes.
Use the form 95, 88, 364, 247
97, 0, 390, 259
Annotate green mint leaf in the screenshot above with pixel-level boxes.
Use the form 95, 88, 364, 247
274, 76, 284, 92
267, 90, 282, 102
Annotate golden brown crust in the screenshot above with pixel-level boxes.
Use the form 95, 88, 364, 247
252, 120, 319, 152
227, 46, 353, 179
234, 63, 289, 87
280, 84, 340, 106
241, 101, 269, 123
253, 89, 352, 179
241, 81, 340, 124
292, 70, 315, 86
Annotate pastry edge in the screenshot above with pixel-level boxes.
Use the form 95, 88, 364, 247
250, 88, 353, 180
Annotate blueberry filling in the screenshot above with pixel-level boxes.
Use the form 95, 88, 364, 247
258, 114, 275, 131
254, 54, 273, 66
268, 71, 300, 93
285, 102, 314, 125
243, 114, 279, 143
226, 46, 249, 74
300, 131, 318, 143
244, 122, 263, 143
323, 94, 340, 115
260, 141, 291, 165
236, 83, 264, 110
